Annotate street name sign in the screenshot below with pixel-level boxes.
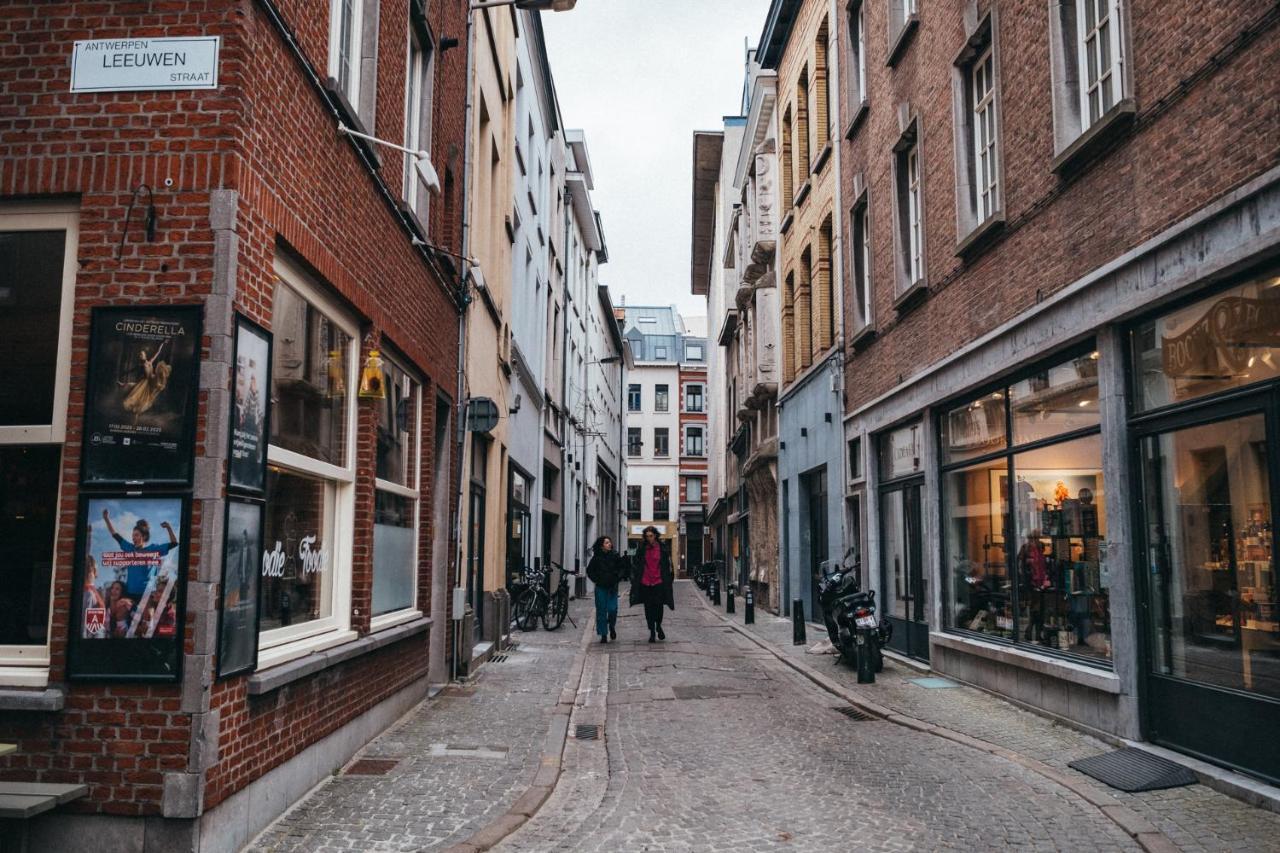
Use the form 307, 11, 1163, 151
70, 37, 220, 92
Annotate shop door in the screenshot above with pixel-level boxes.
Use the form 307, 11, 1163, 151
1138, 402, 1280, 783
882, 480, 929, 660
803, 467, 828, 623
467, 486, 486, 642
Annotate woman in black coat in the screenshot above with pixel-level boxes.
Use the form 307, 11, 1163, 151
629, 526, 674, 642
585, 536, 625, 644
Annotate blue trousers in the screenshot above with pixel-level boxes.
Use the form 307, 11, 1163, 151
594, 585, 619, 637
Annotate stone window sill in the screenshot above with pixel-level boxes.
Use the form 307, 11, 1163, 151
810, 141, 833, 177
844, 101, 869, 141
0, 687, 65, 712
848, 323, 877, 352
886, 17, 920, 68
247, 617, 432, 696
779, 210, 795, 236
325, 78, 382, 170
893, 280, 928, 314
954, 211, 1006, 258
930, 631, 1120, 694
792, 179, 812, 209
1051, 99, 1136, 176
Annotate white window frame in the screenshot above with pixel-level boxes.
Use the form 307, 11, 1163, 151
684, 382, 704, 413
1077, 0, 1124, 129
402, 21, 435, 224
654, 427, 670, 458
907, 145, 922, 285
370, 352, 424, 632
329, 0, 364, 107
0, 204, 78, 687
971, 45, 999, 223
685, 344, 703, 361
850, 192, 872, 332
848, 1, 867, 109
684, 425, 706, 458
655, 384, 669, 413
258, 254, 360, 669
685, 477, 703, 504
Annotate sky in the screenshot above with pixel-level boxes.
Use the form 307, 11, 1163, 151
543, 0, 774, 322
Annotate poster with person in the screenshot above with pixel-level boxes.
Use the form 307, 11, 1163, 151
218, 499, 263, 677
70, 495, 187, 681
228, 316, 272, 495
82, 306, 202, 486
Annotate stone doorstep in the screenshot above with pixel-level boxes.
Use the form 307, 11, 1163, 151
692, 588, 1187, 851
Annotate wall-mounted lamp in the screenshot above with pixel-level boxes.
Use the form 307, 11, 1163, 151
338, 122, 440, 194
359, 349, 386, 399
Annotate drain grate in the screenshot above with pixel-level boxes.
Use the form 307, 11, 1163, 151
833, 706, 879, 722
345, 758, 400, 775
575, 724, 601, 740
490, 653, 509, 663
1069, 748, 1198, 792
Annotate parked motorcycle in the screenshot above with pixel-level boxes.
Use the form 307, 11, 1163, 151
693, 560, 718, 591
817, 549, 891, 682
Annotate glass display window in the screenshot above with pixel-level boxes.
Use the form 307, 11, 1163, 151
941, 347, 1111, 664
1133, 269, 1280, 413
373, 353, 420, 619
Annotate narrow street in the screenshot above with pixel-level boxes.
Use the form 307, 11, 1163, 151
251, 583, 1280, 851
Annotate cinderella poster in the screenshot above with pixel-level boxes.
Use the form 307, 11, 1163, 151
83, 306, 202, 485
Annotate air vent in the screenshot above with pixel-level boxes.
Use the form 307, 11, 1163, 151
833, 706, 879, 722
574, 724, 601, 740
490, 653, 509, 663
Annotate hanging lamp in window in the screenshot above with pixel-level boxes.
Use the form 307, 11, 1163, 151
359, 349, 387, 399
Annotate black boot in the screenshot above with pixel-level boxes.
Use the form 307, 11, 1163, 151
656, 623, 666, 641
647, 621, 656, 643
609, 614, 617, 640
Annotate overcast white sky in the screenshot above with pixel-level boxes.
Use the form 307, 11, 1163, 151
543, 0, 773, 322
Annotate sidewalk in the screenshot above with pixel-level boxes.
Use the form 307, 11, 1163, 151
697, 586, 1280, 853
248, 598, 591, 852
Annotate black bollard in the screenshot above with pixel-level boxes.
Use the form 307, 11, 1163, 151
711, 578, 721, 606
792, 599, 807, 645
745, 587, 755, 624
726, 586, 736, 615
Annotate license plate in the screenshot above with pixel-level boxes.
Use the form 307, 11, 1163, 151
855, 616, 876, 628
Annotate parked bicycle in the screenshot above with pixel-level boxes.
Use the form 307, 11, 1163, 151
513, 563, 579, 631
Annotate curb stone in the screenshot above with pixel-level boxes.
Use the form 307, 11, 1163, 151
692, 586, 1181, 853
442, 617, 595, 853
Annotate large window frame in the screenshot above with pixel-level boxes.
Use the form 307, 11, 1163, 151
329, 0, 365, 109
371, 349, 423, 631
684, 383, 704, 413
259, 255, 360, 669
939, 343, 1112, 668
402, 11, 435, 227
849, 190, 873, 335
1077, 0, 1125, 130
0, 205, 78, 687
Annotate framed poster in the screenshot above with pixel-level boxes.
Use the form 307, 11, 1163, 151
218, 498, 263, 678
69, 494, 188, 681
82, 306, 203, 486
228, 315, 272, 495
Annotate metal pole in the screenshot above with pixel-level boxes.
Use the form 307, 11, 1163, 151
792, 599, 806, 645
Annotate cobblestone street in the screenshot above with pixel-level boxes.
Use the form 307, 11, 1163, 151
248, 582, 1280, 852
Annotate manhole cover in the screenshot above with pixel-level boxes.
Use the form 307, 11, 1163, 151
575, 724, 601, 740
833, 706, 879, 722
1069, 748, 1198, 792
345, 758, 400, 775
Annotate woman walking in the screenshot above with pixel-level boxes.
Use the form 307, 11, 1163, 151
630, 526, 674, 643
585, 536, 624, 644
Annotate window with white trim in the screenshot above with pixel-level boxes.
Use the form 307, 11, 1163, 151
970, 46, 998, 222
684, 383, 704, 413
1048, 0, 1130, 158
1078, 0, 1123, 127
684, 425, 705, 457
330, 0, 364, 107
685, 476, 703, 504
893, 123, 925, 296
847, 1, 867, 112
372, 352, 421, 623
655, 384, 669, 412
402, 13, 435, 226
0, 205, 78, 687
953, 16, 1003, 240
260, 257, 358, 665
654, 428, 670, 457
849, 192, 872, 332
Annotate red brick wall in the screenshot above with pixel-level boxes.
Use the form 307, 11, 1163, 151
836, 0, 1280, 412
0, 0, 467, 816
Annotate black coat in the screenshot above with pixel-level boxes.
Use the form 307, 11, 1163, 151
629, 544, 675, 610
585, 550, 625, 591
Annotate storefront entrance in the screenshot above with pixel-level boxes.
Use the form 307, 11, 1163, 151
879, 423, 929, 661
801, 466, 828, 623
1132, 272, 1280, 784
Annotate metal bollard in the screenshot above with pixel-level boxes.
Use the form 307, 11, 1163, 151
711, 578, 721, 606
726, 586, 735, 615
745, 587, 755, 624
792, 599, 806, 645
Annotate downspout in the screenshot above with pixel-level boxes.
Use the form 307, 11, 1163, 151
558, 168, 571, 578
451, 3, 479, 683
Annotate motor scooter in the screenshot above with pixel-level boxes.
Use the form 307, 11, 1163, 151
817, 549, 891, 682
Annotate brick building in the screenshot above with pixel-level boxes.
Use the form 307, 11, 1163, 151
0, 0, 467, 848
677, 332, 709, 576
835, 0, 1279, 782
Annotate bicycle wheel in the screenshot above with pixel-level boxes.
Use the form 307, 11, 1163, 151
515, 589, 540, 631
542, 589, 568, 631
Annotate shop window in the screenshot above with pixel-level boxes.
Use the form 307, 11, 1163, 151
1132, 271, 1280, 412
261, 258, 357, 662
654, 485, 670, 521
0, 208, 77, 684
942, 350, 1111, 663
372, 354, 420, 621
